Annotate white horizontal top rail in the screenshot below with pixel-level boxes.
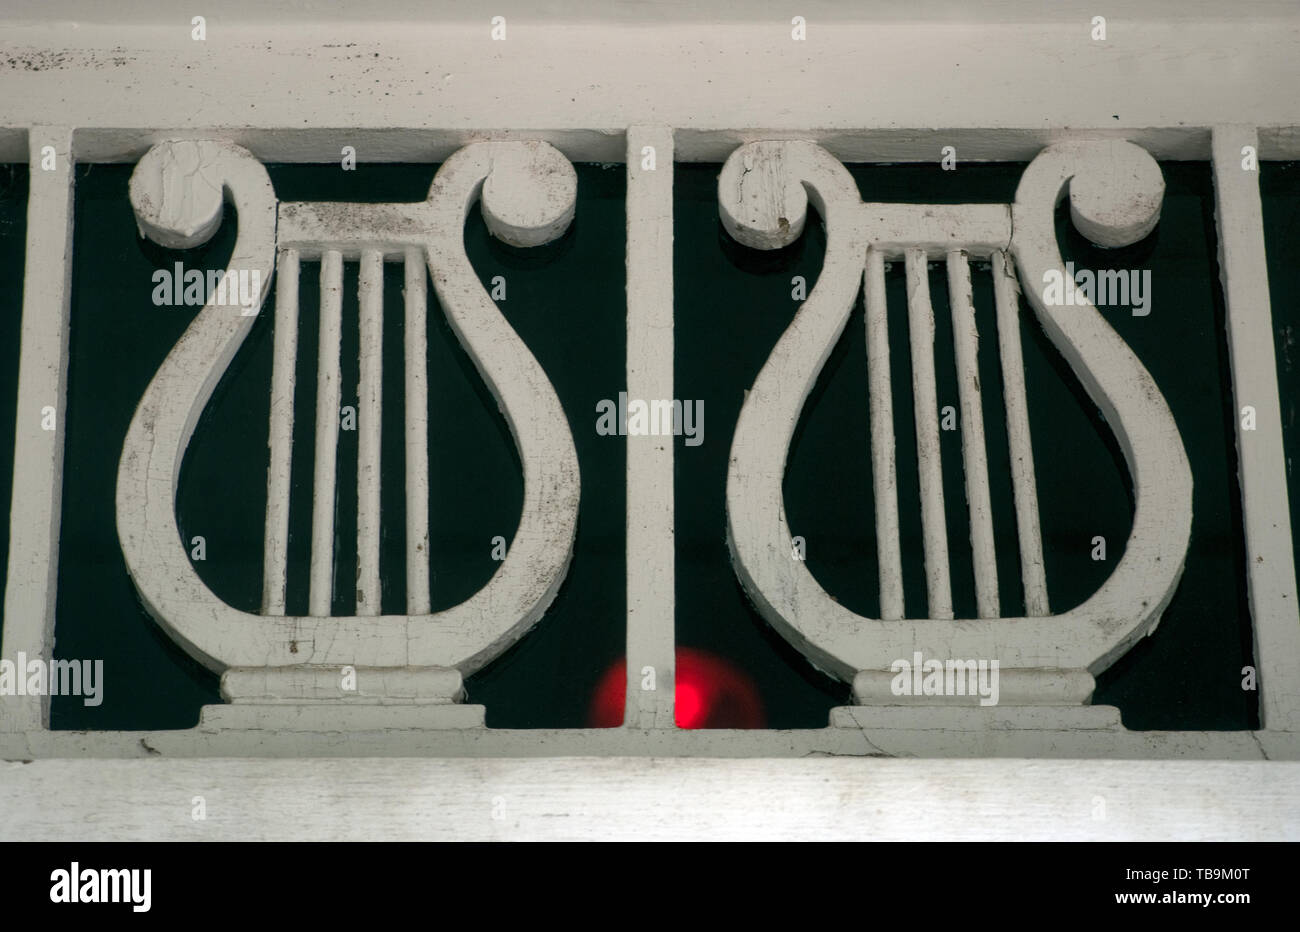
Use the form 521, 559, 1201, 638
2, 7, 1300, 161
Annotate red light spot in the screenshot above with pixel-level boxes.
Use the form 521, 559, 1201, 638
675, 681, 706, 728
588, 660, 626, 727
588, 648, 764, 729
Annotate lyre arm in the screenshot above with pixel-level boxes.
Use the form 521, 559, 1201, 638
1010, 139, 1193, 669
116, 140, 287, 672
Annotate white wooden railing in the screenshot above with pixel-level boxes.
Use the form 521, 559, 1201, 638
1, 3, 1299, 769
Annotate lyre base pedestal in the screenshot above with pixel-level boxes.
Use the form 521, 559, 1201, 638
202, 665, 486, 730
199, 703, 487, 732
830, 705, 1123, 731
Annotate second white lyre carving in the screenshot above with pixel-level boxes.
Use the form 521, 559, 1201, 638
720, 139, 1192, 715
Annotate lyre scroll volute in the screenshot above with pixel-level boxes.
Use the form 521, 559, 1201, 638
720, 139, 1192, 715
116, 140, 580, 723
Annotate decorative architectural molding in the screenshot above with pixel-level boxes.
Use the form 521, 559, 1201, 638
115, 139, 581, 728
0, 9, 1298, 835
0, 126, 1291, 766
722, 140, 1192, 727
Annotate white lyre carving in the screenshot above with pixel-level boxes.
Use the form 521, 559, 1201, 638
721, 139, 1193, 709
115, 139, 580, 714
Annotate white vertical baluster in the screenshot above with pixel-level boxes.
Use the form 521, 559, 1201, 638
262, 247, 298, 615
1212, 126, 1300, 730
905, 248, 953, 620
0, 128, 73, 732
404, 247, 432, 616
992, 250, 1049, 616
357, 249, 384, 616
864, 248, 904, 620
309, 250, 343, 617
624, 124, 676, 728
947, 251, 999, 618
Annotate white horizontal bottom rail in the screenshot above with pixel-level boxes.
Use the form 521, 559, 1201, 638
1, 725, 1298, 761
3, 757, 1298, 841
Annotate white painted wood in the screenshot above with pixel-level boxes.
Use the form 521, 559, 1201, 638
115, 140, 279, 674
833, 702, 1121, 730
624, 125, 676, 729
1, 12, 1299, 161
277, 202, 442, 258
849, 669, 1101, 710
0, 126, 1239, 169
0, 128, 73, 732
1011, 140, 1193, 675
0, 13, 1297, 875
310, 249, 344, 617
128, 139, 224, 248
262, 247, 298, 616
412, 141, 579, 674
991, 250, 1049, 617
201, 702, 485, 731
4, 719, 1300, 761
221, 666, 463, 704
3, 757, 1297, 841
403, 247, 432, 616
0, 7, 1292, 783
864, 248, 904, 621
0, 127, 1235, 168
114, 141, 580, 710
947, 251, 998, 618
356, 248, 384, 617
9, 1, 1291, 27
722, 140, 871, 681
906, 248, 954, 619
722, 140, 1193, 717
479, 144, 577, 247
1212, 126, 1300, 732
864, 205, 1012, 258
